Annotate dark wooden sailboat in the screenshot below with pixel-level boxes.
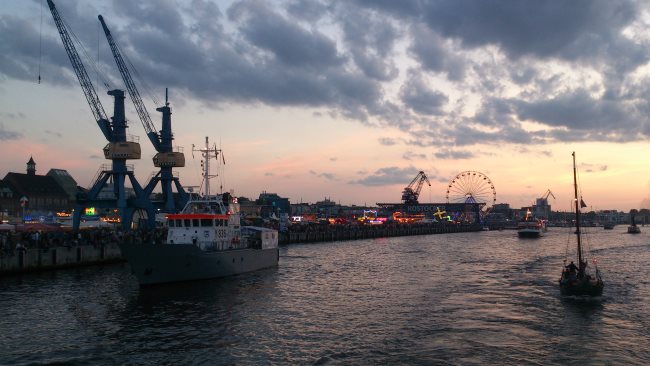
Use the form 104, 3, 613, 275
559, 152, 604, 296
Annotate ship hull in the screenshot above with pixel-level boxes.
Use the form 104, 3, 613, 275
119, 243, 279, 286
559, 277, 604, 297
517, 229, 542, 238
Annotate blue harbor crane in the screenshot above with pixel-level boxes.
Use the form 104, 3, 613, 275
46, 0, 155, 230
99, 15, 188, 213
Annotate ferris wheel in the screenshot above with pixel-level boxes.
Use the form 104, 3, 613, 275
445, 171, 496, 211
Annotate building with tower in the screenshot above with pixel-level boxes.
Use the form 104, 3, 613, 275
1, 157, 73, 219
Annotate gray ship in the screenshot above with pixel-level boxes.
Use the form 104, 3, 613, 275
120, 137, 279, 286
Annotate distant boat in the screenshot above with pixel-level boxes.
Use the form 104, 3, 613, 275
627, 225, 641, 234
517, 209, 546, 238
627, 212, 641, 234
559, 152, 603, 297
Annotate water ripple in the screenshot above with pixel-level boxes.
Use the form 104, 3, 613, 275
1, 228, 650, 364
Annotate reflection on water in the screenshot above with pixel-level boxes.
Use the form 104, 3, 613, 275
1, 227, 650, 364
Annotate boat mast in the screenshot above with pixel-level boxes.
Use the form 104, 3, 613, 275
192, 137, 221, 197
572, 152, 583, 265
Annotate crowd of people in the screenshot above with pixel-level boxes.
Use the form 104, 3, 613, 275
0, 227, 169, 257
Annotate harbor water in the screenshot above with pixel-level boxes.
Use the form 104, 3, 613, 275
1, 227, 650, 365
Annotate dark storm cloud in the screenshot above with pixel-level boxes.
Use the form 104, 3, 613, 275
418, 0, 638, 62
0, 14, 76, 86
350, 166, 421, 186
514, 90, 645, 141
515, 91, 632, 130
409, 23, 466, 81
400, 73, 448, 115
286, 0, 329, 22
3, 0, 650, 149
229, 1, 342, 69
335, 2, 400, 81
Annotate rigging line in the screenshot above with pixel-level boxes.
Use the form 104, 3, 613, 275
97, 19, 99, 97
38, 0, 43, 84
119, 41, 161, 106
63, 17, 111, 91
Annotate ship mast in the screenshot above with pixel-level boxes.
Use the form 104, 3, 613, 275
192, 137, 223, 197
572, 151, 583, 266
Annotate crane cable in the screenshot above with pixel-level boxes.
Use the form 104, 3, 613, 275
117, 41, 160, 107
38, 0, 43, 84
62, 17, 112, 91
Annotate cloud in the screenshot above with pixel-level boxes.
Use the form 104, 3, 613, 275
514, 90, 640, 139
378, 137, 398, 146
44, 130, 63, 138
309, 170, 337, 180
286, 0, 329, 23
418, 1, 640, 64
580, 163, 608, 173
400, 71, 449, 115
434, 149, 475, 160
350, 166, 422, 186
408, 23, 466, 81
230, 1, 343, 69
335, 2, 400, 81
3, 0, 650, 150
0, 122, 22, 141
402, 151, 427, 160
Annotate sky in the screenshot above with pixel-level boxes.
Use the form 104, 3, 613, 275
2, 0, 650, 212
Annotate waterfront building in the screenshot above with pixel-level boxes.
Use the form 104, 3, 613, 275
533, 197, 552, 219
290, 202, 313, 217
46, 168, 79, 202
256, 191, 290, 218
238, 197, 262, 217
314, 197, 341, 218
0, 180, 16, 220
491, 203, 516, 221
1, 157, 72, 218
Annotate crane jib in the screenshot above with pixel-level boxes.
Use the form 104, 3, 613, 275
47, 0, 113, 141
99, 15, 161, 151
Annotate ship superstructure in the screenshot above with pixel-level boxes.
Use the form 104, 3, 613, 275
120, 137, 279, 285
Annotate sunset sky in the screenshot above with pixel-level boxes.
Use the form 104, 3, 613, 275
2, 0, 650, 212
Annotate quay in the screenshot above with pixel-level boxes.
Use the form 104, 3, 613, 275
280, 222, 482, 244
0, 223, 481, 275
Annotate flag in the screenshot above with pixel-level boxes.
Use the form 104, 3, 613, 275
580, 197, 587, 208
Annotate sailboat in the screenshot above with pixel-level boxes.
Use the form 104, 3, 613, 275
627, 210, 641, 234
558, 152, 604, 296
